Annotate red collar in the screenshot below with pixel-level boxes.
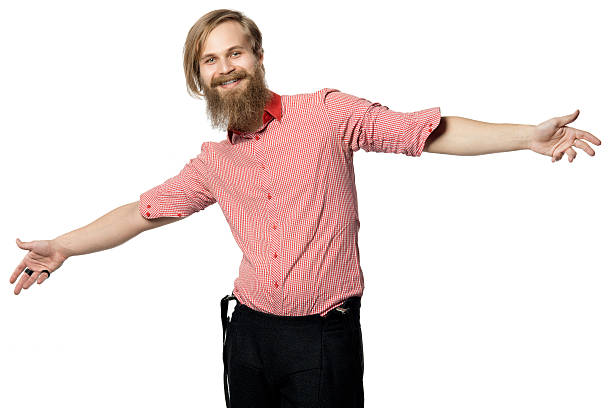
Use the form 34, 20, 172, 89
227, 90, 282, 144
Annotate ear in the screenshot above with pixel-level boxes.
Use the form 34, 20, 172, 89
258, 50, 264, 65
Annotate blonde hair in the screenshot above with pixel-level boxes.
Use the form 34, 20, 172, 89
183, 9, 264, 99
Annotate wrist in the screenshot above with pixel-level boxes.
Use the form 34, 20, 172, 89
523, 124, 536, 151
51, 237, 72, 261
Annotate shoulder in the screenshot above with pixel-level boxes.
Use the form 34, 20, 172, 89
198, 139, 228, 161
200, 138, 233, 150
315, 88, 373, 113
280, 88, 341, 109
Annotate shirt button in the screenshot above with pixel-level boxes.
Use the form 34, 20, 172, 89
267, 194, 272, 200
255, 135, 260, 140
274, 281, 279, 288
177, 213, 181, 217
273, 253, 278, 258
146, 212, 150, 217
147, 205, 151, 209
261, 164, 265, 169
272, 225, 277, 229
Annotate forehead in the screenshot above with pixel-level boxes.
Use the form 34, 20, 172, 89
201, 21, 251, 56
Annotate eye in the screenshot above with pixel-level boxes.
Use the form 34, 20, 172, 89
231, 51, 241, 57
203, 57, 215, 64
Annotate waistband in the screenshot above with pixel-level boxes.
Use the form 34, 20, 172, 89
233, 295, 361, 323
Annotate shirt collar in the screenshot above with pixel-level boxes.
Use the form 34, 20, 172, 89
226, 90, 282, 145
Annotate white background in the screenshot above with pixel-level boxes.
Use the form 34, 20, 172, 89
1, 0, 610, 407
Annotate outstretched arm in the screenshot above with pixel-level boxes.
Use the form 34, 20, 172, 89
424, 110, 601, 162
11, 202, 184, 295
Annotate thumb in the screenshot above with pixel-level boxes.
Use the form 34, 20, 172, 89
16, 238, 33, 250
558, 109, 580, 127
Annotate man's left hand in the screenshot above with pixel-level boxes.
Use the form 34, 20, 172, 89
528, 109, 601, 163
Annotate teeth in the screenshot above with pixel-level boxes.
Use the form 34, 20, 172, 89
222, 79, 238, 85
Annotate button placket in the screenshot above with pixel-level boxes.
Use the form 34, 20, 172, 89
258, 151, 277, 288
267, 194, 282, 297
268, 199, 282, 289
261, 160, 276, 291
256, 131, 281, 302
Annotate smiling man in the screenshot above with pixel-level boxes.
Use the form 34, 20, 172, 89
195, 19, 270, 134
11, 8, 602, 408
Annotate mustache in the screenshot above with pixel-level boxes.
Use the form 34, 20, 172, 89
211, 71, 248, 87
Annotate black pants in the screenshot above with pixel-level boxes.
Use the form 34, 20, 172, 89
221, 295, 364, 408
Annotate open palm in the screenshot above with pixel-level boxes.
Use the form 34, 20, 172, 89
10, 238, 67, 295
529, 110, 601, 163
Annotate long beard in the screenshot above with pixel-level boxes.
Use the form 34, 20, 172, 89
202, 64, 270, 133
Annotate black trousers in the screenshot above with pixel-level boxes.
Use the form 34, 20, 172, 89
221, 295, 364, 408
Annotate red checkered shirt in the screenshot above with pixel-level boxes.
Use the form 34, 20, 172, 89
139, 88, 441, 316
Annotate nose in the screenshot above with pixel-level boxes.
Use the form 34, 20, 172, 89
218, 57, 235, 76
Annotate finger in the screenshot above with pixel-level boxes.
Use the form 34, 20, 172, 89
566, 147, 577, 163
556, 109, 579, 128
38, 272, 50, 284
552, 138, 575, 161
574, 139, 596, 156
23, 270, 41, 289
577, 129, 602, 146
16, 238, 33, 251
10, 260, 27, 284
565, 127, 602, 148
552, 147, 565, 162
14, 273, 31, 295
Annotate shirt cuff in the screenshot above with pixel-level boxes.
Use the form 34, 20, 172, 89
407, 106, 441, 157
138, 186, 188, 219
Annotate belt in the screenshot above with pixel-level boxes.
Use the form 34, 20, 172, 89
219, 294, 361, 407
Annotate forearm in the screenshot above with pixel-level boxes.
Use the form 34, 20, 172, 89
424, 116, 534, 155
53, 201, 153, 258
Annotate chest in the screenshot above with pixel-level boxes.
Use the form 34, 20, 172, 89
213, 120, 346, 193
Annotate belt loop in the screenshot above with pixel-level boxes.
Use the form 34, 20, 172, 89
333, 296, 361, 316
220, 293, 236, 408
335, 306, 349, 315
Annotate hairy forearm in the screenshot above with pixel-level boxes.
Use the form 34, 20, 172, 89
424, 116, 534, 155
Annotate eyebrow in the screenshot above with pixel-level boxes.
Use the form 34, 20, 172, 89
200, 45, 246, 61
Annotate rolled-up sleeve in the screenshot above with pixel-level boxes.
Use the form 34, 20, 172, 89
322, 88, 441, 156
139, 147, 217, 220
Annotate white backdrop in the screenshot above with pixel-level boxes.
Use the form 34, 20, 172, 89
1, 1, 610, 407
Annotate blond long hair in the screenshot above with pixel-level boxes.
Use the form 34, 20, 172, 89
183, 9, 264, 99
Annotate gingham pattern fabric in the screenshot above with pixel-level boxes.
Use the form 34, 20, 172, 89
139, 88, 441, 316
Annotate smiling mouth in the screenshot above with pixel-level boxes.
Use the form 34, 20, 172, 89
218, 78, 243, 88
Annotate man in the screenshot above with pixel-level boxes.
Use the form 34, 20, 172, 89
10, 8, 601, 408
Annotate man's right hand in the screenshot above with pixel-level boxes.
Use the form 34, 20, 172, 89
10, 201, 181, 295
10, 238, 68, 295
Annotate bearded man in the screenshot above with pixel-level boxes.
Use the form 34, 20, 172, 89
11, 8, 602, 408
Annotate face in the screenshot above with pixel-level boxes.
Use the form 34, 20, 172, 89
199, 21, 269, 133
